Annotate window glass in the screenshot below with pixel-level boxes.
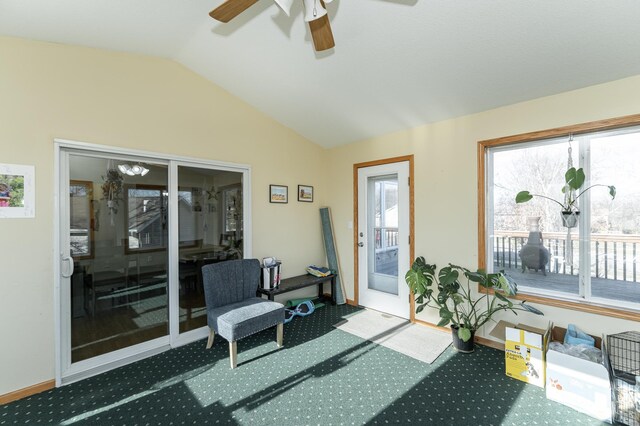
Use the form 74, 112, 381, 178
69, 180, 94, 259
125, 185, 167, 252
486, 126, 639, 308
590, 132, 640, 303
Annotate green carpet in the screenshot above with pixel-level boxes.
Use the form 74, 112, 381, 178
1, 305, 605, 425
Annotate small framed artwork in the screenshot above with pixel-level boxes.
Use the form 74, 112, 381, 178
269, 185, 288, 204
0, 163, 35, 218
298, 185, 313, 202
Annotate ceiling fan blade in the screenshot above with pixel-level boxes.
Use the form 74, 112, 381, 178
308, 3, 335, 52
209, 0, 258, 23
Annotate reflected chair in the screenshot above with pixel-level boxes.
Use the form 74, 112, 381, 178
202, 259, 284, 368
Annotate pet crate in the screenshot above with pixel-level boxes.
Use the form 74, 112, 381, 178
608, 331, 640, 426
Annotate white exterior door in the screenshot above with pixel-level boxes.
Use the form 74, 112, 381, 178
357, 161, 410, 319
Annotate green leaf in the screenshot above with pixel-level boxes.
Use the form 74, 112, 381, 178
437, 317, 451, 327
465, 270, 486, 284
412, 256, 427, 270
451, 294, 463, 305
439, 307, 453, 321
609, 185, 616, 200
405, 269, 422, 293
520, 302, 544, 315
438, 267, 459, 286
565, 167, 585, 190
515, 191, 533, 203
415, 295, 424, 304
416, 304, 426, 314
458, 327, 472, 342
497, 274, 517, 296
494, 291, 510, 304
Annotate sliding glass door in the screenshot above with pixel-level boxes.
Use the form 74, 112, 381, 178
65, 153, 170, 365
58, 143, 250, 383
177, 166, 244, 333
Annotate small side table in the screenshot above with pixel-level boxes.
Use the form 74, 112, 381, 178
256, 273, 336, 305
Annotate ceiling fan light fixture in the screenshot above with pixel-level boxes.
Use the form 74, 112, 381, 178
117, 162, 150, 176
303, 0, 327, 22
274, 0, 294, 16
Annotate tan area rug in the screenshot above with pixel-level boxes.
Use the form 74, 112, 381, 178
333, 309, 451, 364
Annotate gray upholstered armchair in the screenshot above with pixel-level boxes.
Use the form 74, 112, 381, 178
202, 259, 285, 368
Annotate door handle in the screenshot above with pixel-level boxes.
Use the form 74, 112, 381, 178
358, 242, 364, 247
61, 255, 75, 278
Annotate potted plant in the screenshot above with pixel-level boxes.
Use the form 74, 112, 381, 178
515, 167, 615, 228
101, 168, 123, 224
405, 257, 543, 353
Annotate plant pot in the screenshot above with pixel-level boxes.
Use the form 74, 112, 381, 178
451, 325, 475, 353
561, 211, 580, 228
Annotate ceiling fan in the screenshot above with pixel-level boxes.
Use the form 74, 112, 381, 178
209, 0, 336, 52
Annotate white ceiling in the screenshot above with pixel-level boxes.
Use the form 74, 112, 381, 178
1, 0, 639, 148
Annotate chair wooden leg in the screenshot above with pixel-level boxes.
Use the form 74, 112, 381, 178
229, 341, 237, 369
276, 322, 283, 348
206, 328, 215, 349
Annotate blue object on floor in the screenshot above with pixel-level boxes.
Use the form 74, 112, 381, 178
284, 301, 316, 323
294, 300, 315, 316
564, 324, 595, 346
284, 309, 296, 324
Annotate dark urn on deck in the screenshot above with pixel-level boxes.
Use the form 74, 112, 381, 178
519, 217, 550, 275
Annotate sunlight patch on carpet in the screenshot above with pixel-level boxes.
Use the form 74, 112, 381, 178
333, 309, 450, 364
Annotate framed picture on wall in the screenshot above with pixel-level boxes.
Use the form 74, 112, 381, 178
269, 185, 288, 204
297, 185, 313, 202
0, 163, 35, 218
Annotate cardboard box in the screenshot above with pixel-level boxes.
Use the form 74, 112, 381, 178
497, 321, 550, 388
545, 326, 613, 423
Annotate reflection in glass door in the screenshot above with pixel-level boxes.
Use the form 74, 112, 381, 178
177, 166, 244, 333
68, 153, 169, 363
59, 143, 251, 382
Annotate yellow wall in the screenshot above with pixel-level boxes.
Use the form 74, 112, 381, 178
0, 36, 328, 395
326, 74, 640, 337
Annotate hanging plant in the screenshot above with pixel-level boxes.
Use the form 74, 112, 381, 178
101, 168, 123, 220
515, 167, 616, 228
516, 165, 615, 267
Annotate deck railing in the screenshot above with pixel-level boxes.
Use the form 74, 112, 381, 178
493, 231, 640, 283
374, 227, 398, 251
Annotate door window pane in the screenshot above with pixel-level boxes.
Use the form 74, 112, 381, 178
178, 166, 244, 333
69, 180, 94, 259
69, 155, 168, 363
367, 174, 399, 294
124, 185, 168, 252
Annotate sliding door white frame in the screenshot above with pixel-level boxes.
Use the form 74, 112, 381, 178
53, 138, 252, 386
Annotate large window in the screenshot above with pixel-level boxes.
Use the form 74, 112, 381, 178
481, 116, 640, 317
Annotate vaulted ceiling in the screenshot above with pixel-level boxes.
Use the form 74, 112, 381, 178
1, 0, 639, 147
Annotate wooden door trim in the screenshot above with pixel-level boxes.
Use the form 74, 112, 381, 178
353, 155, 415, 321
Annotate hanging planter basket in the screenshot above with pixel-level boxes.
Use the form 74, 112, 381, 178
561, 211, 580, 228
